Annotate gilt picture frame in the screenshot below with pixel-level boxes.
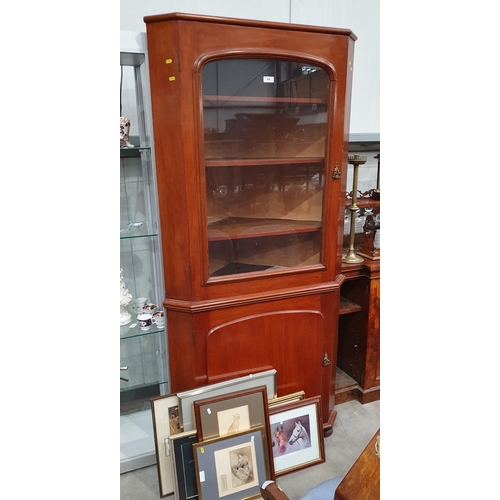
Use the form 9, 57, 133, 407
268, 391, 305, 408
268, 396, 325, 476
193, 426, 272, 500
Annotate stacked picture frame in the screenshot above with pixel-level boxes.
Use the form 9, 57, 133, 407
151, 369, 326, 500
268, 396, 325, 477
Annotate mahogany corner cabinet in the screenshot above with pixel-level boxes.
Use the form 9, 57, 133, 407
144, 12, 357, 433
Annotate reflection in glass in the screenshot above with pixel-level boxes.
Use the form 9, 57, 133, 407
202, 59, 330, 277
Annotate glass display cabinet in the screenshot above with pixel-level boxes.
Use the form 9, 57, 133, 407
120, 32, 169, 473
144, 13, 356, 434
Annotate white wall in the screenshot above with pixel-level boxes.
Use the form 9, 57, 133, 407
120, 0, 379, 138
289, 0, 379, 139
120, 0, 291, 31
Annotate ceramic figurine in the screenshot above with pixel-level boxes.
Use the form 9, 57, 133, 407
120, 116, 134, 148
120, 268, 133, 325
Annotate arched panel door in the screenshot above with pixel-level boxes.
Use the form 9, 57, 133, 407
206, 310, 324, 398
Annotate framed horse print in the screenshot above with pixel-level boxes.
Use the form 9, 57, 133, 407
268, 396, 325, 476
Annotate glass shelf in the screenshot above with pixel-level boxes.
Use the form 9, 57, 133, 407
120, 147, 151, 158
120, 221, 158, 239
120, 321, 165, 340
120, 328, 169, 393
120, 379, 169, 395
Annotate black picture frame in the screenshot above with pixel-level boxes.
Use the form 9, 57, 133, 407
170, 430, 199, 500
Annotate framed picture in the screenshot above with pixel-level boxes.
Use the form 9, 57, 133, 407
170, 430, 199, 500
193, 426, 272, 500
151, 394, 183, 497
268, 396, 325, 476
194, 386, 270, 441
177, 369, 277, 432
268, 391, 305, 408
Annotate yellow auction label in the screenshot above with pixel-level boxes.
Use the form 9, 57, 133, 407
200, 447, 205, 454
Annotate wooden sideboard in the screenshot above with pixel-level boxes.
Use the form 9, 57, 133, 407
334, 429, 380, 500
336, 257, 380, 404
261, 430, 381, 500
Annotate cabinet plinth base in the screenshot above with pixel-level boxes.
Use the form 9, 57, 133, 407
323, 409, 337, 437
356, 386, 380, 404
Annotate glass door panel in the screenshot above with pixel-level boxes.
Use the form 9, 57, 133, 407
202, 59, 330, 277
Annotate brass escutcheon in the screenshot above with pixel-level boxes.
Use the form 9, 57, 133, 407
332, 163, 341, 179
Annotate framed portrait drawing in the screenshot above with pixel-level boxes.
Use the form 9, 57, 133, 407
151, 394, 183, 497
193, 426, 272, 500
177, 369, 277, 432
268, 396, 325, 476
170, 430, 199, 500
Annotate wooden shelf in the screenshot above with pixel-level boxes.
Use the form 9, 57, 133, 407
208, 217, 321, 241
335, 367, 359, 405
203, 95, 326, 104
205, 157, 324, 167
339, 296, 362, 315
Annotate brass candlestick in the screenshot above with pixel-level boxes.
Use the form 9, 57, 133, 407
343, 154, 367, 264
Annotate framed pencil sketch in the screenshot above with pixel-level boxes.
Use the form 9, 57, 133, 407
151, 394, 183, 497
177, 369, 277, 432
170, 430, 199, 500
268, 391, 305, 408
193, 426, 272, 500
268, 396, 325, 476
193, 386, 270, 441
